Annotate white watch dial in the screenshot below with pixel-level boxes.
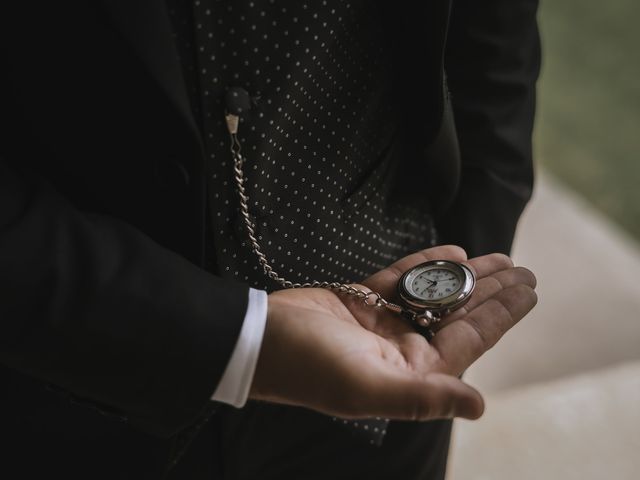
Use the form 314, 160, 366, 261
410, 267, 462, 301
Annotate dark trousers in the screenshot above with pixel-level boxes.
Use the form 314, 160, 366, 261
170, 403, 452, 480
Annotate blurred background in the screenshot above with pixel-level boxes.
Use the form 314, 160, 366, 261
447, 1, 640, 478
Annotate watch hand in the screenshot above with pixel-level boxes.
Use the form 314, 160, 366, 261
419, 281, 437, 295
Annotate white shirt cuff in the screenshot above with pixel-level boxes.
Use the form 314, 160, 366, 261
210, 288, 268, 408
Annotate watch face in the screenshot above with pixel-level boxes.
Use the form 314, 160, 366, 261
398, 260, 475, 313
411, 267, 463, 301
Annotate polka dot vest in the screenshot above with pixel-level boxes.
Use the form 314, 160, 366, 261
167, 0, 438, 446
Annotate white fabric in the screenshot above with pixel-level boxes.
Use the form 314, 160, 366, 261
210, 288, 268, 407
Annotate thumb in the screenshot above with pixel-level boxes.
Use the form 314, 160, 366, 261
355, 370, 485, 421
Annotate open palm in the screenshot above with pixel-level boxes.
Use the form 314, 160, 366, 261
250, 245, 537, 421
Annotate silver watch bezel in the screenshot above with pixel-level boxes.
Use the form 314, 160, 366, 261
397, 260, 475, 315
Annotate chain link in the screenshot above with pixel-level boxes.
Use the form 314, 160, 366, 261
229, 130, 415, 316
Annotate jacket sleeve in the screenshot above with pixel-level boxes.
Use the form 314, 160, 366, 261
0, 158, 249, 437
438, 0, 541, 256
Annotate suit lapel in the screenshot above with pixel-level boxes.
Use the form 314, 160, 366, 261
99, 0, 199, 137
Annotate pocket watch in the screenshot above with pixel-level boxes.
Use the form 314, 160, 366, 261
396, 260, 476, 327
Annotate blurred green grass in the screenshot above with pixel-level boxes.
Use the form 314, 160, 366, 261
536, 0, 640, 239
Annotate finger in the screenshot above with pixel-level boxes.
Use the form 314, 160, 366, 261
465, 253, 514, 281
433, 284, 538, 376
351, 250, 520, 338
363, 250, 514, 302
362, 245, 467, 298
436, 266, 537, 327
347, 369, 484, 421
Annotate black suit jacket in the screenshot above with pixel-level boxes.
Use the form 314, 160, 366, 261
0, 0, 539, 478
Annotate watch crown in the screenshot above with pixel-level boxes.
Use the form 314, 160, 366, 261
415, 310, 438, 327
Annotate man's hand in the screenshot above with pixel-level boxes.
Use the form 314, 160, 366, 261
250, 245, 537, 421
